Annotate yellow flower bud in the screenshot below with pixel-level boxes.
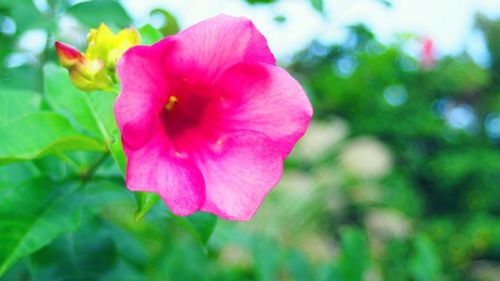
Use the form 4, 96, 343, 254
108, 28, 140, 67
55, 41, 84, 68
86, 23, 140, 68
55, 23, 140, 92
86, 23, 115, 61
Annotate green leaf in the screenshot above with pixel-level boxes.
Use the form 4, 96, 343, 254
0, 162, 40, 185
134, 192, 161, 221
84, 179, 131, 212
6, 0, 55, 34
43, 64, 161, 221
44, 63, 125, 179
0, 66, 43, 91
150, 9, 180, 36
409, 235, 441, 281
185, 212, 218, 245
0, 178, 85, 276
337, 227, 369, 281
139, 24, 164, 45
33, 155, 69, 180
310, 0, 324, 13
109, 131, 127, 174
252, 237, 279, 281
286, 250, 311, 281
29, 215, 119, 281
86, 91, 118, 140
0, 112, 105, 164
0, 88, 41, 124
172, 212, 217, 246
66, 0, 132, 28
43, 63, 115, 142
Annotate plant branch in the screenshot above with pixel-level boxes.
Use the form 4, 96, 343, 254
80, 152, 109, 182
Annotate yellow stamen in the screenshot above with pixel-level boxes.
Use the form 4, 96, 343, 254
165, 96, 178, 111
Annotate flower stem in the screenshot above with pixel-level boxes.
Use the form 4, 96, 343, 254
80, 152, 109, 182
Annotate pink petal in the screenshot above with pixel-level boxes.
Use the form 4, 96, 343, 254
197, 131, 283, 221
162, 14, 276, 87
54, 41, 84, 67
216, 62, 313, 157
115, 42, 172, 150
125, 129, 205, 216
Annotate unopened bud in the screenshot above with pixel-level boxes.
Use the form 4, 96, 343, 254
55, 41, 84, 68
55, 23, 140, 92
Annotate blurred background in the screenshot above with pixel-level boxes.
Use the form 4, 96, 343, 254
1, 0, 500, 280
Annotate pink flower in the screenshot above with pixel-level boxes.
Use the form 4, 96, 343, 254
115, 15, 313, 220
420, 36, 435, 69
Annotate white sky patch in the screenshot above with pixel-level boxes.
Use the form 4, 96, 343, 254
18, 29, 47, 54
121, 0, 500, 61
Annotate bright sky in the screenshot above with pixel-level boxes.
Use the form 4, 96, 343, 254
122, 0, 500, 62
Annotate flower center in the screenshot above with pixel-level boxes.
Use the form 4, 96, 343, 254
164, 95, 178, 111
161, 92, 220, 153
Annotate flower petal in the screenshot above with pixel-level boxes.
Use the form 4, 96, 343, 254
54, 41, 84, 68
216, 62, 313, 157
115, 42, 171, 150
125, 130, 205, 216
86, 23, 114, 60
162, 14, 275, 86
197, 131, 283, 221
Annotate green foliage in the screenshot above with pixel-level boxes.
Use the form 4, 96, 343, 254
476, 14, 500, 75
1, 0, 55, 34
252, 237, 280, 281
0, 113, 104, 164
66, 0, 132, 28
310, 0, 324, 14
139, 24, 164, 45
0, 66, 43, 91
288, 17, 500, 280
409, 235, 441, 281
0, 178, 84, 275
29, 216, 119, 281
172, 212, 218, 246
134, 192, 161, 221
426, 55, 490, 95
44, 64, 116, 142
0, 88, 41, 124
0, 1, 220, 276
337, 228, 369, 281
150, 9, 180, 36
